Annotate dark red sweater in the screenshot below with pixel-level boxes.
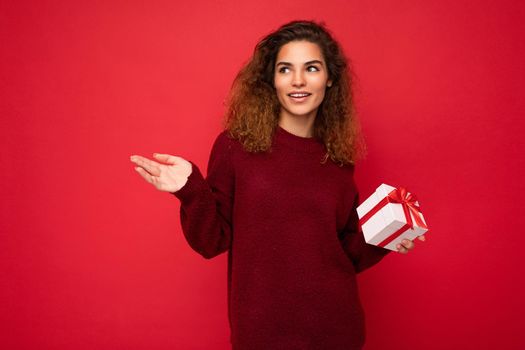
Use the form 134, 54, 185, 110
172, 125, 391, 349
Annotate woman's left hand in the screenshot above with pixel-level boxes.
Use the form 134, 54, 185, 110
397, 235, 426, 254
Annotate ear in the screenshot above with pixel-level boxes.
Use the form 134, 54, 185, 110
327, 79, 333, 88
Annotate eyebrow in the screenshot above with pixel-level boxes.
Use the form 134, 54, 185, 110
275, 60, 324, 67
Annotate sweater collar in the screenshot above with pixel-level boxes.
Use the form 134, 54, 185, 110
275, 125, 325, 154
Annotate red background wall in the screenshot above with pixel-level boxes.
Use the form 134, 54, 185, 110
1, 1, 524, 349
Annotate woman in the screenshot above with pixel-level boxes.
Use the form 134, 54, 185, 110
130, 20, 424, 350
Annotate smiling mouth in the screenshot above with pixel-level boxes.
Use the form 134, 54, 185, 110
288, 93, 311, 101
288, 93, 311, 97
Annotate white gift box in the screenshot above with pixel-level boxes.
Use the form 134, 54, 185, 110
356, 184, 428, 252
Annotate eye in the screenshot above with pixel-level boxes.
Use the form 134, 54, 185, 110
278, 67, 290, 73
307, 65, 320, 72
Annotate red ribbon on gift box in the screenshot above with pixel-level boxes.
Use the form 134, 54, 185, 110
359, 187, 428, 248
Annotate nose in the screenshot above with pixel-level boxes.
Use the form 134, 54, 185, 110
291, 70, 306, 87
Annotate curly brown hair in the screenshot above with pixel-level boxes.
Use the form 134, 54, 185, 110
222, 20, 366, 166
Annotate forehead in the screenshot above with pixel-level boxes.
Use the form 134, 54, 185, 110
276, 40, 324, 63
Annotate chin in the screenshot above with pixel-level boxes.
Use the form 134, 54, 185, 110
287, 107, 317, 117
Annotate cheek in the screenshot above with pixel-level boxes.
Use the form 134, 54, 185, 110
312, 75, 329, 88
273, 82, 286, 105
273, 77, 286, 95
314, 92, 326, 106
310, 78, 327, 92
314, 81, 329, 99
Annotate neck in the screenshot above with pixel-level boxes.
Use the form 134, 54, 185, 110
278, 110, 317, 138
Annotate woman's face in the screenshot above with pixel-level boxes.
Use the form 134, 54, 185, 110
273, 40, 332, 122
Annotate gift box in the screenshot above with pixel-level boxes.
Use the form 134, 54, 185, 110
356, 184, 428, 251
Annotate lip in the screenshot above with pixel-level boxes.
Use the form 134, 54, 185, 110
287, 91, 311, 103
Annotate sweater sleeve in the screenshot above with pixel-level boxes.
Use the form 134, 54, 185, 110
171, 131, 235, 259
340, 191, 391, 274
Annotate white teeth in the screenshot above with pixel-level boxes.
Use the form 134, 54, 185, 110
289, 93, 310, 97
